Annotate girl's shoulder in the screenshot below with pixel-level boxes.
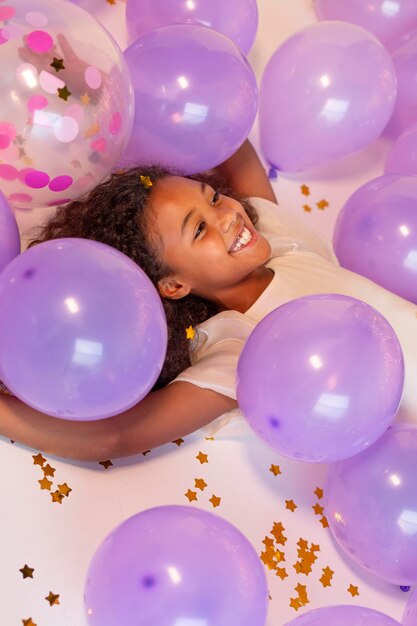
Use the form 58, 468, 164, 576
248, 197, 337, 263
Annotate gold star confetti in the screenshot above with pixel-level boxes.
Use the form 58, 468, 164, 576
316, 199, 329, 210
348, 584, 359, 597
38, 477, 52, 491
303, 204, 312, 213
43, 464, 55, 477
311, 543, 320, 553
301, 184, 310, 196
184, 489, 198, 502
290, 597, 302, 611
205, 436, 214, 441
297, 538, 308, 550
172, 438, 184, 446
312, 503, 324, 516
271, 522, 287, 545
22, 619, 37, 626
51, 490, 64, 504
106, 0, 116, 4
99, 459, 113, 469
142, 450, 151, 456
50, 57, 65, 72
185, 325, 196, 340
196, 451, 208, 464
314, 487, 323, 499
320, 566, 334, 588
58, 483, 72, 497
19, 565, 34, 579
285, 499, 297, 512
263, 536, 274, 548
139, 174, 153, 188
320, 516, 329, 528
80, 93, 91, 105
276, 567, 288, 580
269, 464, 281, 476
45, 591, 60, 606
57, 85, 71, 101
194, 478, 207, 491
32, 453, 46, 467
209, 494, 221, 508
84, 121, 100, 138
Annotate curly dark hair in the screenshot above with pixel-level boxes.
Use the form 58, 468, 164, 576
30, 165, 258, 389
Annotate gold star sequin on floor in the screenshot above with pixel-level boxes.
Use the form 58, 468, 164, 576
99, 459, 113, 469
348, 584, 360, 597
45, 591, 60, 606
316, 199, 329, 210
196, 452, 208, 464
32, 453, 46, 467
285, 499, 297, 512
209, 494, 221, 508
50, 58, 65, 72
19, 564, 34, 579
43, 464, 55, 477
269, 464, 281, 476
57, 85, 71, 101
194, 478, 207, 491
51, 490, 64, 504
22, 619, 37, 626
58, 483, 72, 497
303, 204, 312, 213
301, 184, 310, 196
38, 476, 52, 491
172, 438, 184, 446
319, 566, 334, 588
184, 489, 198, 502
312, 503, 324, 516
314, 487, 323, 499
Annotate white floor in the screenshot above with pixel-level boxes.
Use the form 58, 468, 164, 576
1, 1, 408, 625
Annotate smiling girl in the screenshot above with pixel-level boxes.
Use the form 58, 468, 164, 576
0, 140, 416, 461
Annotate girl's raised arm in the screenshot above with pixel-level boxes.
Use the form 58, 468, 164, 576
0, 383, 236, 461
214, 139, 277, 203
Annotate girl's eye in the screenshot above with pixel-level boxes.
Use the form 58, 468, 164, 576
211, 191, 220, 206
194, 221, 206, 239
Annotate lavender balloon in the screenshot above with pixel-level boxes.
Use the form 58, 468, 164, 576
385, 30, 417, 139
325, 424, 417, 586
0, 239, 167, 420
121, 24, 258, 174
237, 294, 404, 463
385, 123, 417, 176
284, 605, 400, 625
315, 0, 417, 51
259, 22, 397, 172
0, 191, 20, 273
403, 589, 417, 625
84, 505, 268, 626
333, 175, 417, 304
126, 0, 259, 54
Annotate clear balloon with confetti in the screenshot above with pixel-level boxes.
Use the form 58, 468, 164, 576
0, 0, 134, 209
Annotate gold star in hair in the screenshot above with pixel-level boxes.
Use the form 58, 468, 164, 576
185, 325, 196, 340
140, 175, 153, 189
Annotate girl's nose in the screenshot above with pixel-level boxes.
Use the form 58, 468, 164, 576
218, 208, 241, 234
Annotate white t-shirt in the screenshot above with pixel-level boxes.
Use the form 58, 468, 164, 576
173, 197, 417, 431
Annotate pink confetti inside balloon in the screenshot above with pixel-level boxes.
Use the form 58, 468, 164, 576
0, 0, 134, 208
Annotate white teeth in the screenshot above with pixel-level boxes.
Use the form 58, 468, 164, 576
231, 226, 252, 252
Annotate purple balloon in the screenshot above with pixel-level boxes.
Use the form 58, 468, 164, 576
333, 175, 417, 304
0, 239, 167, 420
84, 505, 268, 626
0, 191, 20, 273
315, 0, 417, 51
284, 605, 400, 625
236, 294, 404, 463
403, 589, 417, 625
325, 424, 417, 586
385, 123, 417, 176
126, 0, 259, 55
259, 22, 397, 172
120, 24, 258, 174
385, 31, 417, 139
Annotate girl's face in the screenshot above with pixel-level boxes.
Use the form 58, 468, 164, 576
149, 176, 271, 302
